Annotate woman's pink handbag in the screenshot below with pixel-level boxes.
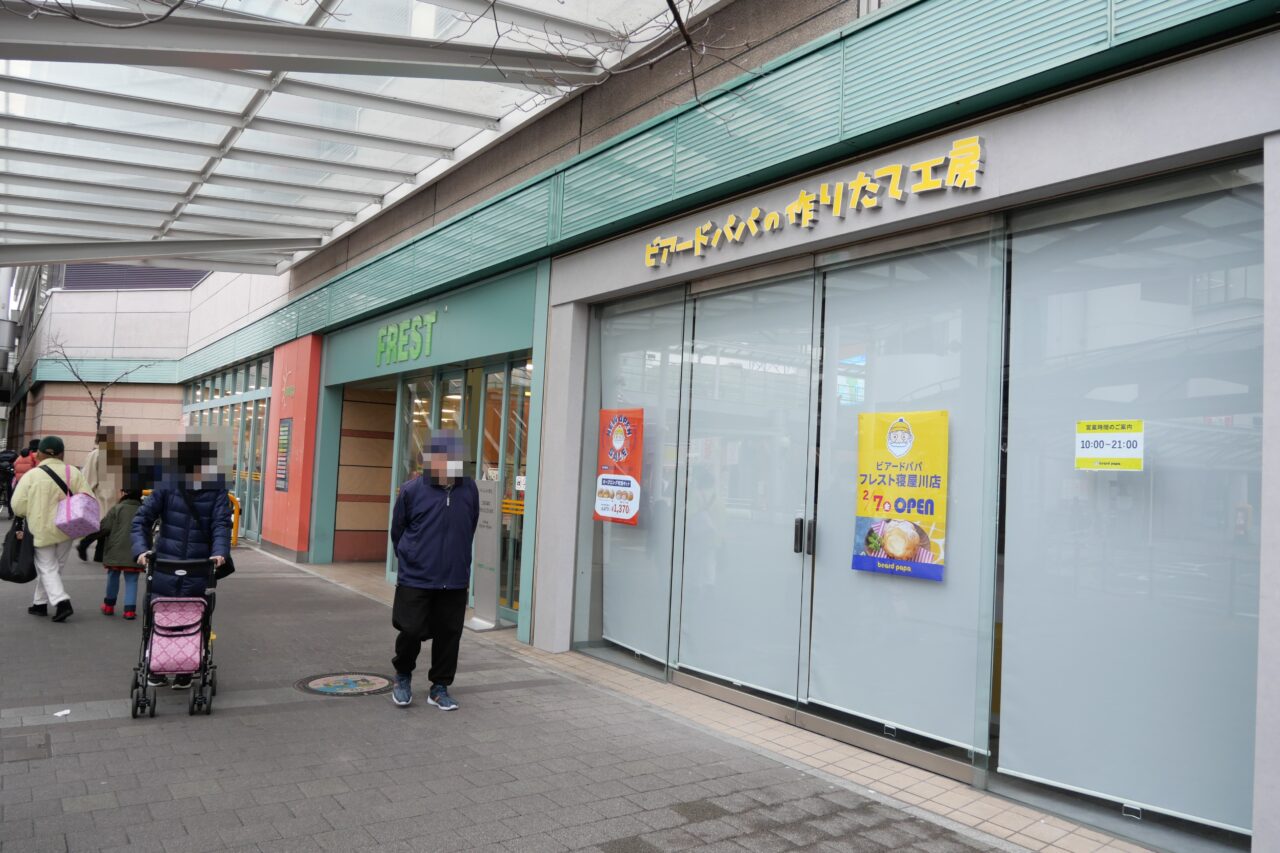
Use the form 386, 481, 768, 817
42, 465, 101, 538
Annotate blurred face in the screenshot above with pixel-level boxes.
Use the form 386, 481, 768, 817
423, 431, 464, 483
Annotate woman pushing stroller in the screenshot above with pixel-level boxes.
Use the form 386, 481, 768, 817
131, 439, 232, 691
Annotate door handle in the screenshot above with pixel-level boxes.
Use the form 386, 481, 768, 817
806, 518, 816, 556
793, 517, 804, 554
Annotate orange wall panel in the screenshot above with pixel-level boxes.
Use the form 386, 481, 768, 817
260, 335, 323, 557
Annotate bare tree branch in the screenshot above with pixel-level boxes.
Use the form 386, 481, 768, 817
43, 336, 156, 434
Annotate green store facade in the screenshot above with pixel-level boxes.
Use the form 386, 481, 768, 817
22, 2, 1280, 848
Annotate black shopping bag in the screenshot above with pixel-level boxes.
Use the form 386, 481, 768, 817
0, 518, 37, 584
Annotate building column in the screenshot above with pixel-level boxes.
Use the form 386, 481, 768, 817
259, 334, 323, 561
531, 300, 590, 653
1254, 132, 1280, 847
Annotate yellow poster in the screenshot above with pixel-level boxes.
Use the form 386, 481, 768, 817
853, 411, 948, 582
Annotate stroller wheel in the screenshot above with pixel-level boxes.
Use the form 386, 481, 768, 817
130, 696, 140, 719
210, 668, 218, 697
188, 688, 197, 716
148, 687, 157, 718
203, 684, 214, 716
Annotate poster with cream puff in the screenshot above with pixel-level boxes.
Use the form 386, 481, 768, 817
852, 411, 948, 582
594, 408, 644, 525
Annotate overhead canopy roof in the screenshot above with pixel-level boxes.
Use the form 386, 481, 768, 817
0, 0, 708, 275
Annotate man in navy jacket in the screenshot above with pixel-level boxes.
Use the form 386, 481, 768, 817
389, 430, 479, 710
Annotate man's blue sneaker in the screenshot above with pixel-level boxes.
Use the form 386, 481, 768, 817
392, 673, 413, 707
428, 684, 458, 711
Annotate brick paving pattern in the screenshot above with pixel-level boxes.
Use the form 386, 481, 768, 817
3, 550, 1024, 853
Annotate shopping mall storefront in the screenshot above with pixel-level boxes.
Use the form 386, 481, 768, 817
303, 266, 546, 631
532, 34, 1278, 848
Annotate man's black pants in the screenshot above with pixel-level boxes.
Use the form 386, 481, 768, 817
391, 586, 467, 686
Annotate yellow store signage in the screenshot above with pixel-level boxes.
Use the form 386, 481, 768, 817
644, 136, 985, 268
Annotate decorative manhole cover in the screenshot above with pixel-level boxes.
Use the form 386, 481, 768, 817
295, 673, 393, 697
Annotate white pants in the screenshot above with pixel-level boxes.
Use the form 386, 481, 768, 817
32, 540, 73, 606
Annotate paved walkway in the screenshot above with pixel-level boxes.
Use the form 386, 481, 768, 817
0, 549, 1107, 853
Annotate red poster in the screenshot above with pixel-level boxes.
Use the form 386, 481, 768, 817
593, 408, 643, 525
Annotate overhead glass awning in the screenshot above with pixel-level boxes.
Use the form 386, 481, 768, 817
0, 0, 713, 274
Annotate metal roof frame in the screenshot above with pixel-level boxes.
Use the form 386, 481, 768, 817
0, 0, 698, 271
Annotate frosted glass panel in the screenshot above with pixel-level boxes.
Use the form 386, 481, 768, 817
808, 239, 1001, 750
1000, 178, 1262, 831
598, 300, 685, 661
678, 279, 814, 698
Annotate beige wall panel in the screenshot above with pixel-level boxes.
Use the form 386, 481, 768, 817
338, 465, 392, 496
339, 436, 393, 468
335, 500, 391, 531
341, 400, 396, 433
114, 313, 190, 349
343, 388, 396, 405
45, 314, 115, 349
115, 289, 191, 314
49, 290, 117, 314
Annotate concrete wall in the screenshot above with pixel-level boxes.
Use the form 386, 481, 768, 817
16, 288, 193, 382
185, 270, 293, 354
20, 381, 183, 467
333, 387, 395, 562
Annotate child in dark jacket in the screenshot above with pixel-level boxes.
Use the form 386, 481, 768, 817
100, 490, 144, 619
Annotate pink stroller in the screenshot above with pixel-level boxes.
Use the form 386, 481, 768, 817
130, 558, 218, 717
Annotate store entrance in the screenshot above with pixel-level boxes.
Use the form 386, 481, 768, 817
676, 278, 816, 698
394, 356, 533, 624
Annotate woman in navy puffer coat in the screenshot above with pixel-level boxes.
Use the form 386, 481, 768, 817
130, 482, 232, 565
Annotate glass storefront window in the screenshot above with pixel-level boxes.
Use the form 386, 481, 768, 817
574, 292, 687, 670
481, 370, 504, 484
400, 378, 435, 485
259, 359, 271, 389
501, 364, 532, 614
998, 162, 1262, 832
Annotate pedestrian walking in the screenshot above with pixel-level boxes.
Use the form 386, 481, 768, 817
389, 430, 479, 710
77, 429, 119, 563
12, 440, 39, 484
99, 488, 144, 620
10, 436, 93, 622
131, 438, 232, 689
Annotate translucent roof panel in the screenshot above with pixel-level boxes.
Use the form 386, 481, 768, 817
232, 128, 435, 173
255, 92, 484, 151
212, 159, 400, 196
0, 0, 707, 273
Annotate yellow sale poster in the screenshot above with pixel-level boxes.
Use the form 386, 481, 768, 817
853, 411, 949, 582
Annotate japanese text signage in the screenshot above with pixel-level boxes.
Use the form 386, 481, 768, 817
275, 417, 292, 492
593, 408, 644, 525
1075, 420, 1144, 471
375, 311, 437, 367
644, 136, 984, 268
853, 411, 949, 582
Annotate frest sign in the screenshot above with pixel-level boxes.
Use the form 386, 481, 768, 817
644, 136, 985, 268
375, 311, 437, 367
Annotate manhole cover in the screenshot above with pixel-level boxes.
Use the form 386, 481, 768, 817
295, 673, 393, 697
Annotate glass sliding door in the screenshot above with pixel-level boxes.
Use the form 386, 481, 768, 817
676, 277, 817, 699
500, 363, 531, 623
807, 236, 1004, 752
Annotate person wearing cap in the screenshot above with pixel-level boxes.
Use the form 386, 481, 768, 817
388, 430, 480, 710
11, 436, 93, 623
